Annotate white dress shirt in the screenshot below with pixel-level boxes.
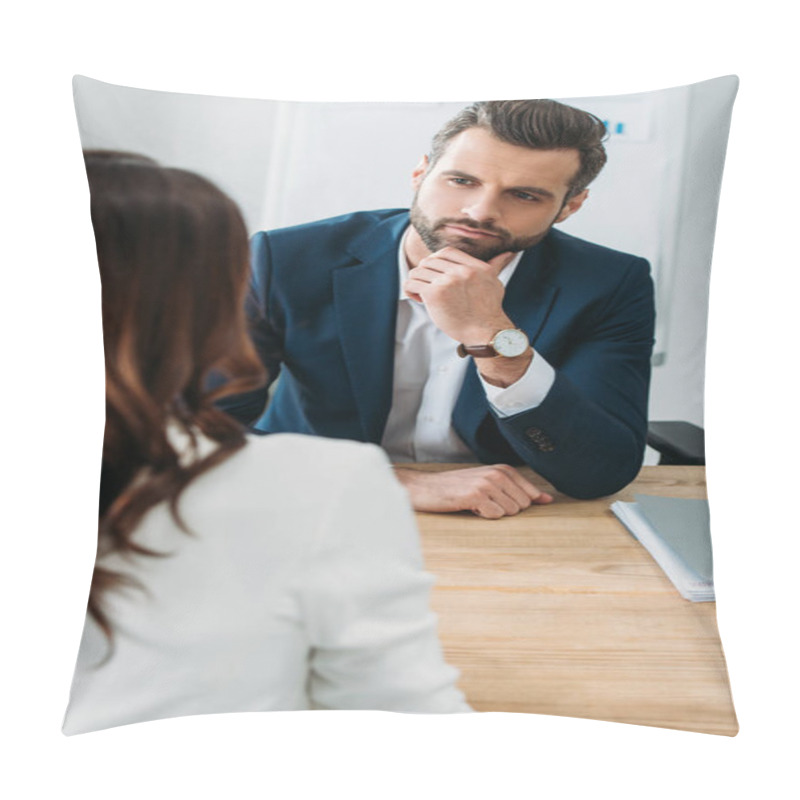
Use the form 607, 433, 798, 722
63, 432, 470, 735
381, 228, 556, 463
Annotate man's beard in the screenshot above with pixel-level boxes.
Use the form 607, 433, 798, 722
409, 198, 552, 262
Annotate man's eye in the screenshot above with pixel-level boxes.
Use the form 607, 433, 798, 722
449, 177, 473, 186
514, 192, 540, 202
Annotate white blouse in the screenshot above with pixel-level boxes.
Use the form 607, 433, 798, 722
63, 433, 470, 735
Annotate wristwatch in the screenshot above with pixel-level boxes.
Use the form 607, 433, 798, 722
457, 328, 530, 359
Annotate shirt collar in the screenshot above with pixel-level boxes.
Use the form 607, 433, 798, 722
397, 225, 524, 302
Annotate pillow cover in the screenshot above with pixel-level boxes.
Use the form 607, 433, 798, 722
68, 75, 739, 735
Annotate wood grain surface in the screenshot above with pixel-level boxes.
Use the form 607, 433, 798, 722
412, 465, 738, 735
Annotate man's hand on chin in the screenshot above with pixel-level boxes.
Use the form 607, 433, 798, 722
394, 464, 553, 520
403, 245, 533, 387
403, 246, 513, 345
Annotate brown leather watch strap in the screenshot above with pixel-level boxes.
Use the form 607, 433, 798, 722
457, 343, 498, 358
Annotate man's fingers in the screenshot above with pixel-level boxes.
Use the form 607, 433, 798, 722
494, 464, 553, 504
426, 246, 475, 266
474, 486, 538, 519
424, 246, 509, 273
468, 473, 532, 517
488, 489, 525, 517
395, 465, 553, 518
426, 246, 514, 274
491, 476, 534, 512
403, 278, 432, 303
471, 499, 508, 520
468, 466, 553, 517
487, 251, 515, 275
407, 265, 451, 283
403, 266, 450, 298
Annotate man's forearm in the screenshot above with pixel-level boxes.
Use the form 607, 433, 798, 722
491, 371, 648, 500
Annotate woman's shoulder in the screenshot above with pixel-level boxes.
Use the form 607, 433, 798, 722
211, 433, 394, 496
243, 433, 389, 468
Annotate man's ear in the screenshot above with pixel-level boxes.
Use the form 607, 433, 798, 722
554, 189, 589, 224
411, 155, 430, 190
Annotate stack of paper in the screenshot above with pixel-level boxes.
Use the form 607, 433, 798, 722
611, 494, 714, 602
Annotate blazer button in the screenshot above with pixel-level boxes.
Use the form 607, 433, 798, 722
525, 427, 556, 452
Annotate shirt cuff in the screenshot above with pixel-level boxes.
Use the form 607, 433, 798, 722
481, 350, 556, 418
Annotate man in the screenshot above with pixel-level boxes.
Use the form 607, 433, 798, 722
224, 99, 655, 518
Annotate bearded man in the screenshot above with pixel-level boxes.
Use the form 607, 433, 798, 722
224, 99, 655, 518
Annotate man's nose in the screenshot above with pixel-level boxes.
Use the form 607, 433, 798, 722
461, 191, 501, 223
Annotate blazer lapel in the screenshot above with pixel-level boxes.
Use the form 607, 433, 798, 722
332, 213, 407, 443
501, 239, 559, 346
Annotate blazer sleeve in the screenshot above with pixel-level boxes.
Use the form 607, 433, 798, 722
216, 231, 283, 426
492, 256, 655, 499
300, 445, 472, 713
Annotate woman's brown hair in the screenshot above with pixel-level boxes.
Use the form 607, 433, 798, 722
85, 151, 267, 638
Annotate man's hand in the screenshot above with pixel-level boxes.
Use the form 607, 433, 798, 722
394, 465, 553, 519
404, 246, 533, 388
404, 246, 515, 345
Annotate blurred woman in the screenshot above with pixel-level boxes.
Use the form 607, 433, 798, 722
63, 151, 469, 734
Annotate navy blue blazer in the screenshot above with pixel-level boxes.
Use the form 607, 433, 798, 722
226, 209, 655, 499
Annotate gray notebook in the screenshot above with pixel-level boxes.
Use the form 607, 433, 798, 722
634, 495, 712, 582
611, 494, 714, 601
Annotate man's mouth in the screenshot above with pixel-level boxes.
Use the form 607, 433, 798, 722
442, 223, 502, 239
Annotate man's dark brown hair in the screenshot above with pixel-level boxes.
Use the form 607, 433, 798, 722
429, 99, 609, 199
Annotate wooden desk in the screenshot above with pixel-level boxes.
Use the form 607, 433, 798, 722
413, 465, 738, 735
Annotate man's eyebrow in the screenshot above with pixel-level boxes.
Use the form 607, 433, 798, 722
509, 185, 557, 199
441, 170, 557, 199
441, 170, 479, 181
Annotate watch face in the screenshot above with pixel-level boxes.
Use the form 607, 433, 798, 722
493, 328, 529, 357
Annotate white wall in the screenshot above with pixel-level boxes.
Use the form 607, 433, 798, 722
646, 78, 739, 427
73, 75, 737, 429
73, 77, 277, 232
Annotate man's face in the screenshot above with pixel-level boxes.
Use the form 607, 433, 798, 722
409, 127, 588, 261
